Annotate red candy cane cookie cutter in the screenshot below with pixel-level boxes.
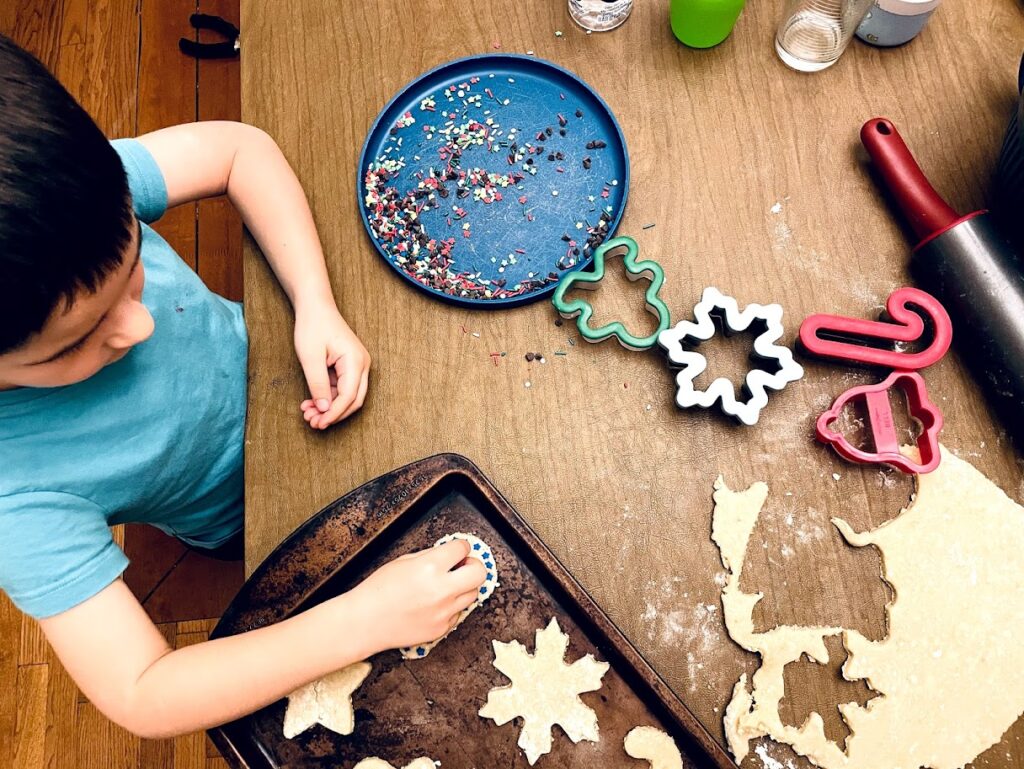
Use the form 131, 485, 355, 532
799, 287, 952, 369
800, 287, 952, 474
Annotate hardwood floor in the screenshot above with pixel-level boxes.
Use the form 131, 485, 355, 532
0, 2, 243, 766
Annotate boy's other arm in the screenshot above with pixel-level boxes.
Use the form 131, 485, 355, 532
136, 122, 370, 430
38, 540, 485, 738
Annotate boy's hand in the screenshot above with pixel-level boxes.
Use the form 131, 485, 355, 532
294, 301, 371, 430
346, 540, 487, 655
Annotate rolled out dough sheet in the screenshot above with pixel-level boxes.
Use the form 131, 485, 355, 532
714, 447, 1024, 769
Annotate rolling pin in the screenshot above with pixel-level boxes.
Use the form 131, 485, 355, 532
861, 117, 1024, 447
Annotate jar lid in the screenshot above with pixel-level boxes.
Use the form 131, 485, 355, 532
875, 0, 941, 15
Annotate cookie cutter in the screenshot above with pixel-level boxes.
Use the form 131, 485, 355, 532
798, 286, 952, 370
801, 287, 951, 473
657, 287, 804, 426
817, 370, 943, 474
551, 235, 671, 351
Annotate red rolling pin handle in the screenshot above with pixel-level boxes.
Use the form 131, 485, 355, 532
860, 118, 960, 241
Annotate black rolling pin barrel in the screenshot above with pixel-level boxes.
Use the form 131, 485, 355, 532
861, 118, 1024, 446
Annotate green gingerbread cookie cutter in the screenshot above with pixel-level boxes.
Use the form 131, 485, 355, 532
552, 236, 670, 350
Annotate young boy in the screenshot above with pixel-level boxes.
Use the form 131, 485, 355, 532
0, 35, 485, 738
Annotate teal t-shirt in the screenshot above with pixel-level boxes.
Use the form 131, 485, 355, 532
0, 139, 249, 619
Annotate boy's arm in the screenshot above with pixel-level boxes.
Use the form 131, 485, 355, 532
38, 541, 485, 739
136, 121, 368, 430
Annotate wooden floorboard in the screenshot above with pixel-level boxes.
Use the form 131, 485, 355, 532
0, 595, 22, 768
138, 0, 199, 268
13, 664, 47, 769
0, 0, 243, 765
197, 0, 243, 301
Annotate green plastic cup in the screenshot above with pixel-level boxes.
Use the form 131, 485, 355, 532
670, 0, 747, 48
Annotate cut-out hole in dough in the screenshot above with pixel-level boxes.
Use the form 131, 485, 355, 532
738, 511, 891, 641
779, 634, 878, 748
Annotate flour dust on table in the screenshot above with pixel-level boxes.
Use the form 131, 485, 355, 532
713, 447, 1024, 769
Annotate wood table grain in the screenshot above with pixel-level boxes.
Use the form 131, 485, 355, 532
239, 1, 1024, 764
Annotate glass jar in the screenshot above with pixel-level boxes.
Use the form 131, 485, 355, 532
568, 0, 634, 32
775, 0, 875, 71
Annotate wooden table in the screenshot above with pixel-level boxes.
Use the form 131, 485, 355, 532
239, 1, 1024, 764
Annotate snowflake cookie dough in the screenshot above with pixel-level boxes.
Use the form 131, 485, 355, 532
401, 531, 499, 659
282, 661, 372, 739
624, 726, 683, 769
714, 447, 1024, 769
352, 759, 436, 769
479, 617, 610, 765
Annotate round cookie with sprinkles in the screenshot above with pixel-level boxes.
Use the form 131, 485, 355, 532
401, 532, 499, 659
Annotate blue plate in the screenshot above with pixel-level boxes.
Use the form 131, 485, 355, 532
358, 54, 629, 308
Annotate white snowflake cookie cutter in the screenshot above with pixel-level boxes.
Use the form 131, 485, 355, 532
657, 287, 804, 426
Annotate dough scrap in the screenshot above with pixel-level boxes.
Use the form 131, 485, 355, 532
401, 531, 499, 659
352, 759, 435, 769
479, 617, 610, 765
625, 725, 683, 769
714, 447, 1024, 769
282, 661, 372, 739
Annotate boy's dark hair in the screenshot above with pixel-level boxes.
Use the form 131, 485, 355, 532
0, 34, 134, 355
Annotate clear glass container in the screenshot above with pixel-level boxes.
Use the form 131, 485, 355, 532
775, 0, 875, 72
568, 0, 634, 32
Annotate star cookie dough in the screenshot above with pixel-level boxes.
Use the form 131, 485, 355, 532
479, 617, 610, 764
282, 661, 372, 739
625, 726, 683, 769
714, 447, 1024, 769
401, 532, 499, 659
352, 759, 436, 769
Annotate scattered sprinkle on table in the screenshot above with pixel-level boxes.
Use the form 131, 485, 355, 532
642, 223, 656, 229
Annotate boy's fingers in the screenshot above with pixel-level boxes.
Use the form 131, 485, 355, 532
338, 368, 370, 422
332, 356, 361, 410
297, 348, 333, 413
312, 354, 361, 430
426, 539, 472, 570
451, 587, 481, 614
447, 557, 487, 593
